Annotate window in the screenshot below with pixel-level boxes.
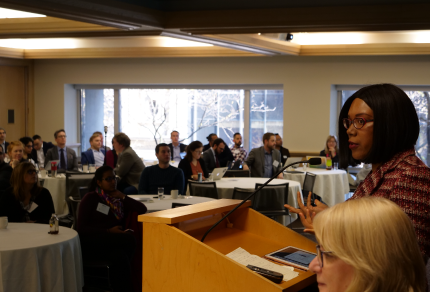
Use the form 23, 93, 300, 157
338, 86, 430, 166
80, 86, 283, 160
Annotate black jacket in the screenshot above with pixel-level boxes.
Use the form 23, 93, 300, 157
31, 141, 54, 164
0, 162, 12, 191
320, 150, 339, 163
178, 158, 209, 193
0, 187, 55, 224
278, 147, 291, 166
168, 143, 187, 160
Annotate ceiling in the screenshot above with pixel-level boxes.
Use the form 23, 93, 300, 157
1, 0, 430, 59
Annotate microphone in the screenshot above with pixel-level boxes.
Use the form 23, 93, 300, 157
104, 126, 108, 134
200, 157, 322, 242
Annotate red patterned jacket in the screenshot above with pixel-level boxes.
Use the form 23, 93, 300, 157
349, 148, 430, 257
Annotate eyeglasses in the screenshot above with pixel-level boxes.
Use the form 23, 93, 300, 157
26, 169, 37, 175
102, 176, 117, 182
57, 135, 67, 138
316, 245, 333, 268
25, 145, 33, 148
343, 117, 374, 129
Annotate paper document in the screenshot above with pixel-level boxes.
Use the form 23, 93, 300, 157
226, 247, 299, 281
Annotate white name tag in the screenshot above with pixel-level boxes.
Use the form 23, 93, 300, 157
273, 160, 280, 167
28, 202, 38, 213
234, 150, 240, 154
96, 203, 110, 215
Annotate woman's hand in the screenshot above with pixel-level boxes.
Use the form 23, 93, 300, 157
108, 225, 125, 233
284, 191, 309, 216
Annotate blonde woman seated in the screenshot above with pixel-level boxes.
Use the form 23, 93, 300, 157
319, 135, 339, 163
7, 141, 25, 169
308, 197, 426, 292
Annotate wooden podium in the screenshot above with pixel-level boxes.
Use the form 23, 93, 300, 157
138, 199, 316, 292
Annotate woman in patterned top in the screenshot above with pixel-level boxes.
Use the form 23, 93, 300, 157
286, 84, 430, 259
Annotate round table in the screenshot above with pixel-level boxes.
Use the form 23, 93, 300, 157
38, 174, 68, 214
283, 167, 350, 207
0, 223, 84, 292
128, 194, 216, 212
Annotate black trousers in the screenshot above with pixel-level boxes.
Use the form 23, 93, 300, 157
80, 232, 136, 292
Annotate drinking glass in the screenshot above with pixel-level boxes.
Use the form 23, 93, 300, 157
89, 164, 96, 173
158, 187, 164, 200
303, 163, 307, 172
333, 162, 339, 170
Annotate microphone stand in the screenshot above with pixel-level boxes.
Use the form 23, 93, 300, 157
201, 158, 319, 242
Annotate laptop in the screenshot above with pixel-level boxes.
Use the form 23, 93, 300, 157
306, 156, 327, 169
284, 157, 304, 168
210, 167, 228, 180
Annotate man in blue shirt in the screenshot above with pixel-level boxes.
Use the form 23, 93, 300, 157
138, 143, 185, 195
81, 133, 105, 167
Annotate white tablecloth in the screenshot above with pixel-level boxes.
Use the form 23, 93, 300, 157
0, 223, 84, 292
283, 167, 350, 207
39, 175, 68, 214
128, 194, 215, 212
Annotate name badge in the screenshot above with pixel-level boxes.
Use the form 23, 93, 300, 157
28, 202, 38, 213
96, 203, 110, 215
273, 160, 280, 167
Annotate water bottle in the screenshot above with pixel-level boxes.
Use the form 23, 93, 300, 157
51, 162, 57, 178
49, 214, 59, 234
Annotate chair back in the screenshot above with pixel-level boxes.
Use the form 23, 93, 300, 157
79, 187, 89, 199
253, 183, 289, 213
232, 187, 254, 201
224, 170, 250, 178
68, 196, 81, 230
188, 181, 218, 199
302, 172, 316, 193
172, 203, 191, 208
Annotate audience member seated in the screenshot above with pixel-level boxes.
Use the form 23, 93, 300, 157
77, 166, 147, 292
244, 132, 283, 178
105, 138, 118, 168
81, 133, 105, 167
274, 133, 291, 166
0, 145, 12, 190
19, 136, 36, 165
138, 143, 185, 196
178, 141, 208, 193
0, 162, 54, 223
319, 135, 339, 163
230, 133, 248, 162
7, 141, 25, 169
32, 134, 54, 168
203, 133, 217, 152
45, 129, 78, 171
309, 197, 427, 292
203, 133, 234, 167
87, 131, 111, 151
168, 130, 187, 163
113, 132, 145, 195
202, 138, 226, 173
0, 127, 9, 162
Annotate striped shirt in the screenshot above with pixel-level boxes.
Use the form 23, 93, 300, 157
349, 148, 430, 257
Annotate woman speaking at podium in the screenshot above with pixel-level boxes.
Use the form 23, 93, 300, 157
286, 84, 430, 258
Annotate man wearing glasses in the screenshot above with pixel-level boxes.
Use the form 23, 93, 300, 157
44, 129, 78, 171
0, 145, 12, 190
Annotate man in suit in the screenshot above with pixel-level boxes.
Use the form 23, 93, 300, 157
113, 132, 145, 194
0, 128, 9, 160
168, 130, 187, 163
203, 133, 234, 167
274, 133, 291, 166
44, 129, 78, 172
202, 138, 226, 173
244, 132, 283, 178
81, 133, 106, 167
0, 145, 12, 191
32, 134, 54, 167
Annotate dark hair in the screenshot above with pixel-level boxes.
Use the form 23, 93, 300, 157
233, 132, 241, 138
19, 136, 34, 146
206, 133, 217, 142
113, 132, 131, 148
338, 84, 419, 169
156, 143, 169, 154
185, 141, 203, 162
54, 129, 66, 139
93, 131, 102, 136
262, 132, 275, 143
213, 138, 225, 147
88, 166, 114, 192
11, 162, 42, 201
32, 134, 41, 141
171, 130, 179, 135
0, 127, 5, 133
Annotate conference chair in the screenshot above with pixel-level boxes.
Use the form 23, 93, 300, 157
188, 181, 219, 199
79, 187, 89, 199
253, 183, 291, 224
224, 170, 250, 178
232, 187, 254, 201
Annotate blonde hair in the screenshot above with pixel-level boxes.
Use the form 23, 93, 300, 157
89, 133, 101, 143
7, 141, 23, 156
314, 197, 426, 292
324, 135, 339, 156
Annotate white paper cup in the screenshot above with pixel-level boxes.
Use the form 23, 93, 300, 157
89, 164, 96, 173
171, 190, 178, 199
83, 164, 89, 172
40, 170, 47, 178
0, 217, 8, 229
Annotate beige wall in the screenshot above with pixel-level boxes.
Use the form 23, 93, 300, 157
34, 55, 430, 153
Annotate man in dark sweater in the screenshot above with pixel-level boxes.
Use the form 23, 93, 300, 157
138, 143, 185, 195
0, 145, 12, 191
